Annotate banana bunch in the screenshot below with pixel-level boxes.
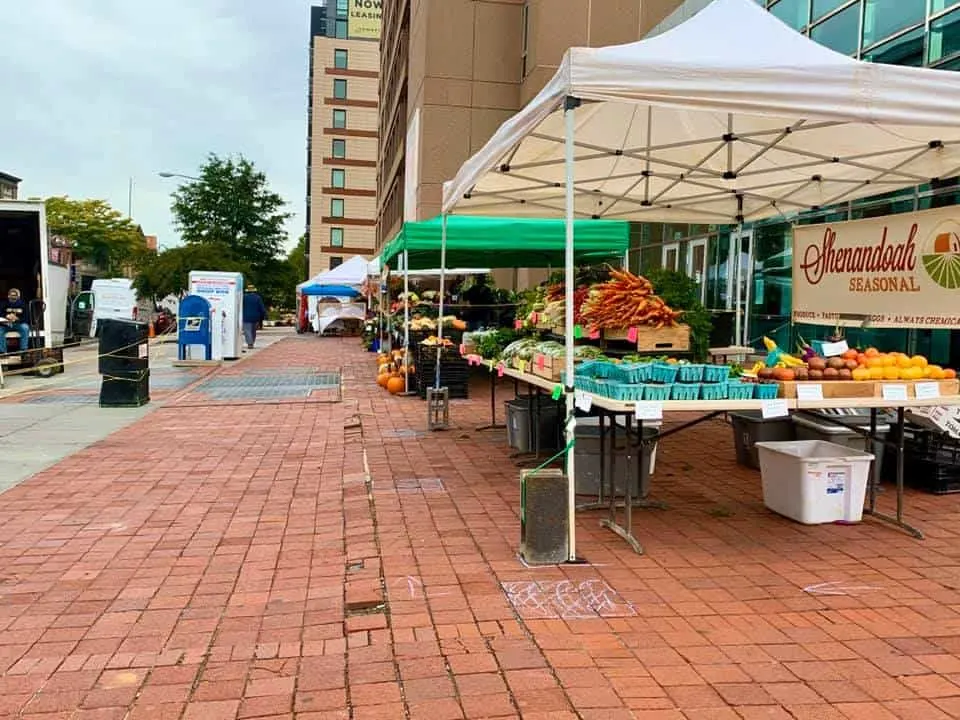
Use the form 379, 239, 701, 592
763, 336, 806, 368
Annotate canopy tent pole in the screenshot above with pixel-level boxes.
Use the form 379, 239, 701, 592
564, 96, 579, 563
733, 194, 744, 347
435, 214, 448, 389
403, 249, 411, 393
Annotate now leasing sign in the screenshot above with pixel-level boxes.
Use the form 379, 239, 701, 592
792, 205, 960, 329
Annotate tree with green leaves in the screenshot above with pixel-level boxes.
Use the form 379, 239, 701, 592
288, 234, 307, 284
170, 154, 292, 274
133, 243, 250, 302
45, 196, 145, 275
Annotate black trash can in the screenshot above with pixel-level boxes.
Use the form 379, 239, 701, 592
574, 423, 659, 498
729, 411, 795, 470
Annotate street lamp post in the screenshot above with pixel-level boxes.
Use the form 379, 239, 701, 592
158, 171, 200, 181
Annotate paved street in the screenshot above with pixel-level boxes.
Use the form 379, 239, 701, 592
1, 336, 960, 719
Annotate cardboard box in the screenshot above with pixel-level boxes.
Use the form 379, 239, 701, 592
604, 324, 690, 352
906, 406, 960, 438
778, 379, 959, 400
531, 353, 563, 381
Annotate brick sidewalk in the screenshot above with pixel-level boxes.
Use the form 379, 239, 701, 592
1, 336, 960, 719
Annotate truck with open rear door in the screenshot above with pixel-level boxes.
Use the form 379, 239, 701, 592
0, 199, 67, 379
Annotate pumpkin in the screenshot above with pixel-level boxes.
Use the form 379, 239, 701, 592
377, 373, 391, 388
386, 375, 406, 394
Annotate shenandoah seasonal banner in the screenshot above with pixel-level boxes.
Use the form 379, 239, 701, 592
792, 205, 960, 329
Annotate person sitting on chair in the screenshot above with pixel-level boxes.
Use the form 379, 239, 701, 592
0, 288, 30, 354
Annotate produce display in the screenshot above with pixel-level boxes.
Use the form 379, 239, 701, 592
407, 315, 467, 332
752, 337, 957, 383
580, 269, 682, 330
376, 350, 415, 394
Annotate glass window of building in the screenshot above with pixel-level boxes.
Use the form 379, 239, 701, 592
335, 19, 347, 39
334, 49, 348, 69
769, 0, 809, 30
929, 8, 960, 65
862, 26, 924, 66
333, 79, 347, 99
811, 0, 849, 22
863, 0, 926, 48
335, 0, 348, 17
331, 169, 346, 188
330, 256, 343, 269
330, 228, 344, 247
932, 0, 960, 13
333, 109, 347, 129
331, 199, 344, 217
810, 3, 859, 55
332, 139, 346, 158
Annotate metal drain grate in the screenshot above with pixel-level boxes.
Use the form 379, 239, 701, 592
395, 477, 446, 493
189, 370, 341, 402
23, 394, 99, 405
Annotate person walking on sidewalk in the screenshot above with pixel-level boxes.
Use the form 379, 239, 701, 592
242, 284, 267, 349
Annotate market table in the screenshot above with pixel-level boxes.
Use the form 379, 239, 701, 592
588, 393, 960, 554
465, 355, 960, 553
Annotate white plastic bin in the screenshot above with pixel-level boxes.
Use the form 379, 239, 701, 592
754, 440, 874, 525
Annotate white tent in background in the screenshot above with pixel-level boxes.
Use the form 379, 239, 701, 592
297, 255, 370, 291
438, 0, 960, 561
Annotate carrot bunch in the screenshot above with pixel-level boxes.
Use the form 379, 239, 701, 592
580, 269, 681, 329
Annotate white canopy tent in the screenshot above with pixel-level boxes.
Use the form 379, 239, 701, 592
439, 0, 960, 561
297, 255, 370, 292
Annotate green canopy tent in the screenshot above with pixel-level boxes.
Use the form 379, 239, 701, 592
379, 216, 629, 270
379, 215, 630, 397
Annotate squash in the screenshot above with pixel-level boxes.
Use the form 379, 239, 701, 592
386, 375, 406, 394
377, 373, 391, 388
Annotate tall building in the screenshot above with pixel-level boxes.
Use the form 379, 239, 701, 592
377, 0, 683, 252
306, 1, 382, 278
0, 172, 21, 200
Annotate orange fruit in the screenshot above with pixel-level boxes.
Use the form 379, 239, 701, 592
864, 347, 880, 358
881, 354, 896, 367
896, 354, 912, 369
945, 369, 957, 380
857, 353, 867, 366
842, 349, 859, 361
928, 365, 946, 380
883, 366, 901, 380
852, 367, 871, 382
868, 366, 885, 380
867, 356, 884, 369
901, 366, 923, 381
911, 355, 928, 368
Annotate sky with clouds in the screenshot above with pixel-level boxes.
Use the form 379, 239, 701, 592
0, 0, 313, 251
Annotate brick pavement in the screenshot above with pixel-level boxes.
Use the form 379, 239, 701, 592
1, 336, 960, 719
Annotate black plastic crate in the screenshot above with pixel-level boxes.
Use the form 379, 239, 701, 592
886, 425, 960, 494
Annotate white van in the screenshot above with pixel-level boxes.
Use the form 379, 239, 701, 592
87, 279, 153, 337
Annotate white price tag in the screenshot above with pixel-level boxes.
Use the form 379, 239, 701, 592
796, 384, 824, 401
634, 401, 663, 421
820, 340, 849, 357
881, 384, 908, 402
915, 382, 940, 400
574, 390, 593, 412
761, 399, 789, 419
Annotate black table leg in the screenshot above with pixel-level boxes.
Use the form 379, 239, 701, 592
864, 405, 923, 539
478, 368, 504, 431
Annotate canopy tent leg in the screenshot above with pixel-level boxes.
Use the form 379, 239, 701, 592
400, 250, 416, 396
564, 96, 579, 564
436, 214, 447, 390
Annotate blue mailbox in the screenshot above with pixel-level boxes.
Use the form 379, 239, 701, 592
178, 295, 213, 361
